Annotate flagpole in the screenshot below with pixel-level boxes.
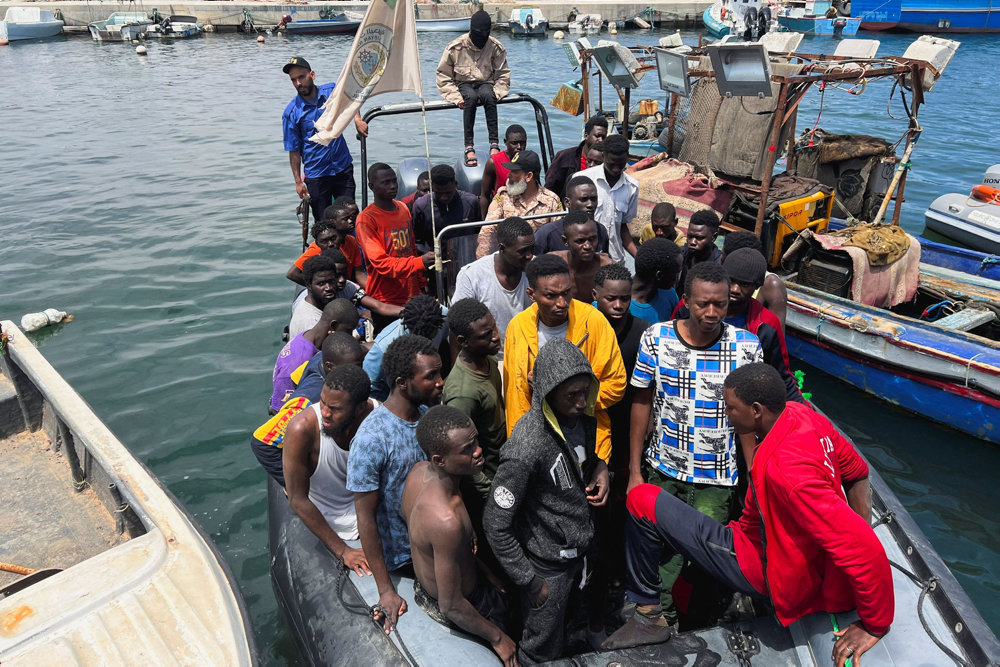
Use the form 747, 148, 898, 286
419, 97, 441, 278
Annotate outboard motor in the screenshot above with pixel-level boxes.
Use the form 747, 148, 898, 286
395, 157, 431, 200
454, 152, 487, 197
833, 18, 847, 39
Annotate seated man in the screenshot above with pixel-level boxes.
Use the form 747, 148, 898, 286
348, 334, 445, 633
549, 211, 613, 302
532, 175, 608, 255
436, 10, 510, 168
250, 332, 364, 486
484, 338, 610, 664
678, 209, 722, 295
285, 217, 340, 286
289, 254, 345, 340
363, 295, 449, 402
639, 202, 683, 246
401, 405, 517, 666
411, 164, 482, 277
452, 217, 534, 361
605, 363, 893, 667
722, 230, 788, 331
477, 150, 562, 258
283, 365, 377, 576
271, 298, 359, 413
631, 238, 681, 324
400, 171, 430, 211
504, 254, 626, 464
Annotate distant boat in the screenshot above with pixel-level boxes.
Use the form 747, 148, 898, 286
146, 15, 203, 39
415, 16, 470, 32
0, 7, 63, 41
852, 0, 1000, 32
509, 7, 547, 36
278, 13, 361, 35
88, 12, 153, 42
569, 12, 603, 34
925, 165, 1000, 254
703, 0, 771, 39
777, 1, 861, 36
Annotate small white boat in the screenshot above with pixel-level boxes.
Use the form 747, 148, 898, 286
569, 12, 603, 34
415, 16, 470, 32
0, 321, 257, 663
0, 7, 63, 41
925, 165, 1000, 254
509, 7, 548, 36
88, 12, 153, 42
146, 14, 203, 39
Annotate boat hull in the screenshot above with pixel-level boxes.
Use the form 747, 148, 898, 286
0, 19, 62, 40
703, 4, 730, 37
510, 22, 548, 36
853, 0, 1000, 32
777, 16, 861, 35
925, 193, 1000, 255
415, 17, 470, 32
284, 18, 361, 35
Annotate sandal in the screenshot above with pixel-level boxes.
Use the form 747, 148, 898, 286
464, 146, 478, 167
489, 142, 501, 157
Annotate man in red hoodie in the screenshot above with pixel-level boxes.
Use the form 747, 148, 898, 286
604, 363, 893, 667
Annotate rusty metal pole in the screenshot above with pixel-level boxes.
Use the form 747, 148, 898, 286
666, 92, 679, 156
622, 87, 631, 137
580, 57, 591, 120
890, 63, 925, 227
754, 82, 789, 237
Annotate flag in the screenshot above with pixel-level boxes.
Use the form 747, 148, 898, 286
310, 0, 422, 145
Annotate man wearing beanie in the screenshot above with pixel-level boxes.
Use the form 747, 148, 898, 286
437, 10, 511, 167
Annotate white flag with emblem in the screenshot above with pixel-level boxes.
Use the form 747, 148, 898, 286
309, 0, 422, 145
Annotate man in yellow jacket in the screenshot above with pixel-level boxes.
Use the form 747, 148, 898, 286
503, 254, 626, 462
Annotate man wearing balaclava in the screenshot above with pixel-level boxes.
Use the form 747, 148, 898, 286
436, 10, 511, 169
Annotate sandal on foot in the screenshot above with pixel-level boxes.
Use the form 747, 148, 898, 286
489, 142, 501, 156
464, 146, 478, 167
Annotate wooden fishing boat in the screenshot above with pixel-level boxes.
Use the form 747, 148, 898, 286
0, 7, 63, 41
0, 321, 256, 663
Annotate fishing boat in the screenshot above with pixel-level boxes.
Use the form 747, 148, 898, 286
703, 0, 770, 39
0, 321, 257, 663
146, 14, 203, 39
278, 13, 362, 35
776, 0, 861, 36
508, 8, 547, 36
568, 13, 603, 34
852, 0, 1000, 32
415, 16, 470, 32
0, 7, 63, 41
88, 12, 153, 41
924, 165, 1000, 254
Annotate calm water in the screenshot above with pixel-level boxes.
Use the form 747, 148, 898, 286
0, 27, 997, 664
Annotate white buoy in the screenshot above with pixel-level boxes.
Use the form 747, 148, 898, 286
204, 23, 216, 33
136, 44, 147, 55
257, 34, 265, 43
553, 30, 565, 39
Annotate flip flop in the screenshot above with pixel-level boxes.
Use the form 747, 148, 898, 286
464, 146, 478, 167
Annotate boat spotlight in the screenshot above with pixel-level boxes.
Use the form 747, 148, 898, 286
653, 47, 692, 97
707, 43, 773, 99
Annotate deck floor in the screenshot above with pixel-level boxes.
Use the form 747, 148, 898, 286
0, 429, 124, 589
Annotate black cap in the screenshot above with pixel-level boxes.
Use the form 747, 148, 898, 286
282, 56, 312, 74
502, 150, 542, 176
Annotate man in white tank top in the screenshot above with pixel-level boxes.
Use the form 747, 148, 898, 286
283, 364, 379, 575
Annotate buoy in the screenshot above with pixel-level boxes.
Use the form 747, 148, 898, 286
0, 37, 9, 46
257, 34, 265, 43
20, 309, 72, 332
609, 24, 618, 34
136, 45, 147, 55
553, 30, 565, 39
204, 23, 216, 32
972, 185, 1000, 205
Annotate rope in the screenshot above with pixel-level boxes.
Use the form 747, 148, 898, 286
334, 560, 418, 666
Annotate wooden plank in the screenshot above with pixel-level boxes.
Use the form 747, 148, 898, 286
933, 308, 996, 332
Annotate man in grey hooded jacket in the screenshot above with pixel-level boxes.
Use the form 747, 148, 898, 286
484, 337, 610, 664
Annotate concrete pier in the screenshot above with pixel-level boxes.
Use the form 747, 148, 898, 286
0, 0, 710, 30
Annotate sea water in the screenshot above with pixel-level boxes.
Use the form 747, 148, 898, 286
0, 28, 996, 664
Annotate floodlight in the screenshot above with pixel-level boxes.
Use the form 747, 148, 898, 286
562, 41, 583, 67
833, 38, 880, 59
707, 43, 773, 98
590, 42, 646, 89
901, 35, 960, 92
758, 31, 804, 54
653, 47, 691, 97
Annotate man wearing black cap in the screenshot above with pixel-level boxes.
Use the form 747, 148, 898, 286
475, 150, 562, 258
436, 10, 511, 168
282, 56, 368, 219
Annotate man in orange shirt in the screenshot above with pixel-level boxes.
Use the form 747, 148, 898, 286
355, 163, 435, 332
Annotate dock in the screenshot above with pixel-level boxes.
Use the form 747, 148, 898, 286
0, 0, 710, 32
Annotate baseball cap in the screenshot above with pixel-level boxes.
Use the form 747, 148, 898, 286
282, 56, 312, 74
502, 150, 542, 175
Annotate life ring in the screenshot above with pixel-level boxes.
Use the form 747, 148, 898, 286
720, 7, 727, 20
972, 184, 1000, 205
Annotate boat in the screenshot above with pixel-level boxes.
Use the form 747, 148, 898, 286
568, 13, 603, 34
925, 165, 1000, 253
853, 0, 1000, 32
88, 12, 153, 42
268, 430, 1000, 664
278, 13, 362, 35
776, 0, 861, 36
146, 14, 203, 39
508, 7, 547, 36
0, 321, 257, 662
415, 16, 470, 32
0, 7, 63, 41
703, 0, 771, 39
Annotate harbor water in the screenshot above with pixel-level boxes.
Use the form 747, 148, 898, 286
0, 27, 997, 664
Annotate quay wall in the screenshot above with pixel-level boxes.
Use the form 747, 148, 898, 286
0, 0, 710, 30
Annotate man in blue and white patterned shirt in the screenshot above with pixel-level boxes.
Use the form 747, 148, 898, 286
624, 261, 762, 633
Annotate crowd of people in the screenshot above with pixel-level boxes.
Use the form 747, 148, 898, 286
263, 29, 895, 667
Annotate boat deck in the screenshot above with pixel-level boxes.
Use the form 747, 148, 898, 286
0, 419, 124, 590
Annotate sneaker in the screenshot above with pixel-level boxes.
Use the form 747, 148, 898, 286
587, 627, 606, 651
601, 614, 677, 651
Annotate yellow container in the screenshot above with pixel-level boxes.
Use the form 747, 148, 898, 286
639, 99, 659, 115
770, 189, 835, 267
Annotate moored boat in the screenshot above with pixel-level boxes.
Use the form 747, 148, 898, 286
146, 14, 203, 39
415, 16, 470, 32
0, 7, 63, 41
568, 12, 603, 34
0, 321, 256, 663
703, 0, 771, 40
853, 0, 1000, 32
278, 12, 362, 35
777, 0, 861, 36
925, 165, 1000, 254
508, 7, 547, 36
88, 12, 153, 42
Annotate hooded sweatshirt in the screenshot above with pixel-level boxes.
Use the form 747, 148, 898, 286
484, 338, 601, 586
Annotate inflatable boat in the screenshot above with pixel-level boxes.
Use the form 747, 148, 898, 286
925, 165, 1000, 254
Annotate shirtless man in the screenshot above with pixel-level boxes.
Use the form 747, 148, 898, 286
402, 406, 518, 666
283, 364, 377, 576
551, 211, 612, 301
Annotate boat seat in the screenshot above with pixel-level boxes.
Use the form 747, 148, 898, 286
932, 307, 996, 332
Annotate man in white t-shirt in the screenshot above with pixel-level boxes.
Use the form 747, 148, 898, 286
576, 134, 638, 265
452, 216, 535, 360
282, 364, 380, 576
